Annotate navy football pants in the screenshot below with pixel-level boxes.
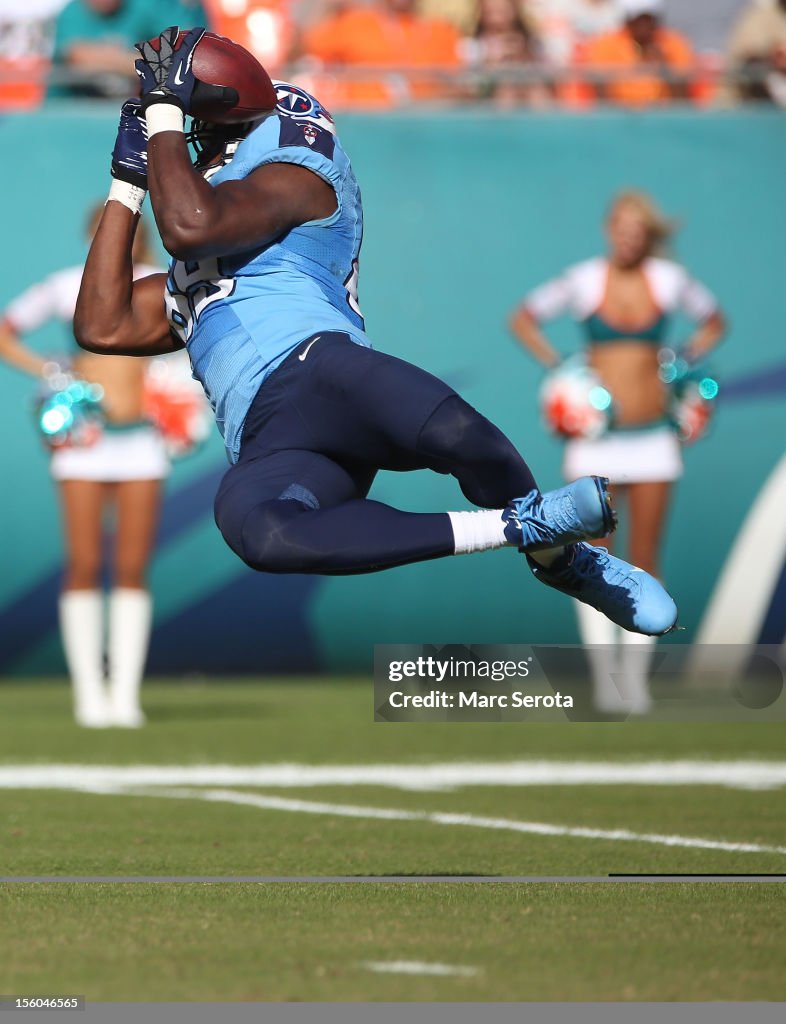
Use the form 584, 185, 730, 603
214, 332, 538, 574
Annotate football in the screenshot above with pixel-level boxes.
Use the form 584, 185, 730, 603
170, 31, 277, 124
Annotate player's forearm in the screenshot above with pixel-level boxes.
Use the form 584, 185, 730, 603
74, 97, 179, 356
145, 110, 221, 260
74, 202, 139, 353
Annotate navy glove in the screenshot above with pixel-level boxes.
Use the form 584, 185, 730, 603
111, 98, 148, 189
134, 25, 206, 114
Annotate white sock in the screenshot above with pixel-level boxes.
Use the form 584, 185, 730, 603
447, 509, 510, 555
59, 590, 108, 726
574, 600, 623, 712
108, 588, 152, 725
447, 509, 570, 562
618, 630, 655, 715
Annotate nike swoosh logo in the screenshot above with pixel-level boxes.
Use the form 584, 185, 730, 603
173, 62, 187, 86
298, 336, 321, 361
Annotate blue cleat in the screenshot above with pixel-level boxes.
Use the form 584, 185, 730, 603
503, 476, 617, 552
526, 542, 679, 636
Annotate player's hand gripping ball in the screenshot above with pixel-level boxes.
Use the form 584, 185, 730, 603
135, 26, 277, 123
135, 25, 206, 114
111, 98, 148, 189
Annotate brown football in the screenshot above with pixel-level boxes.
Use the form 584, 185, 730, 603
181, 31, 277, 124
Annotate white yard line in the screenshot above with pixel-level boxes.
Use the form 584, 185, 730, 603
2, 759, 786, 791
3, 759, 785, 857
360, 961, 479, 977
113, 786, 786, 857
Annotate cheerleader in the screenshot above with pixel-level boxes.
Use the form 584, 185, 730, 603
0, 209, 166, 727
510, 190, 726, 712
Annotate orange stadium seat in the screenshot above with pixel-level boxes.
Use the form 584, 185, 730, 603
561, 32, 714, 109
300, 5, 461, 111
0, 56, 49, 111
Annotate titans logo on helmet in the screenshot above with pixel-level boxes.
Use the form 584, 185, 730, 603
273, 82, 337, 136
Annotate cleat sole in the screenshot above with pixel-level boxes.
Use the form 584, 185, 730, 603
592, 476, 618, 536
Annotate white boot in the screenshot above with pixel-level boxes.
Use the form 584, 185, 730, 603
618, 630, 656, 716
575, 600, 626, 714
107, 588, 151, 728
59, 589, 109, 728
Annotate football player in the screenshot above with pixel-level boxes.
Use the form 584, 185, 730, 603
74, 26, 678, 637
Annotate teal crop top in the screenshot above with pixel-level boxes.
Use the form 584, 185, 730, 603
583, 310, 670, 345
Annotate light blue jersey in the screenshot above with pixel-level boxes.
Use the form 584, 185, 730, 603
164, 82, 368, 462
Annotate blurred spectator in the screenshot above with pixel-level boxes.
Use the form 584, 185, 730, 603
301, 0, 461, 107
417, 0, 482, 33
571, 0, 697, 105
390, 0, 749, 55
0, 207, 166, 729
510, 191, 725, 714
728, 0, 786, 105
0, 0, 64, 110
52, 0, 208, 98
526, 0, 622, 66
460, 0, 547, 106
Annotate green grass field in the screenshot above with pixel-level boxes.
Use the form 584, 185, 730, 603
1, 680, 785, 1001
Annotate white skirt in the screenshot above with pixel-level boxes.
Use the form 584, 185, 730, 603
563, 424, 683, 485
49, 424, 170, 482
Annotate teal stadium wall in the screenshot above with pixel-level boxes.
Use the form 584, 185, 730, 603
0, 106, 784, 675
